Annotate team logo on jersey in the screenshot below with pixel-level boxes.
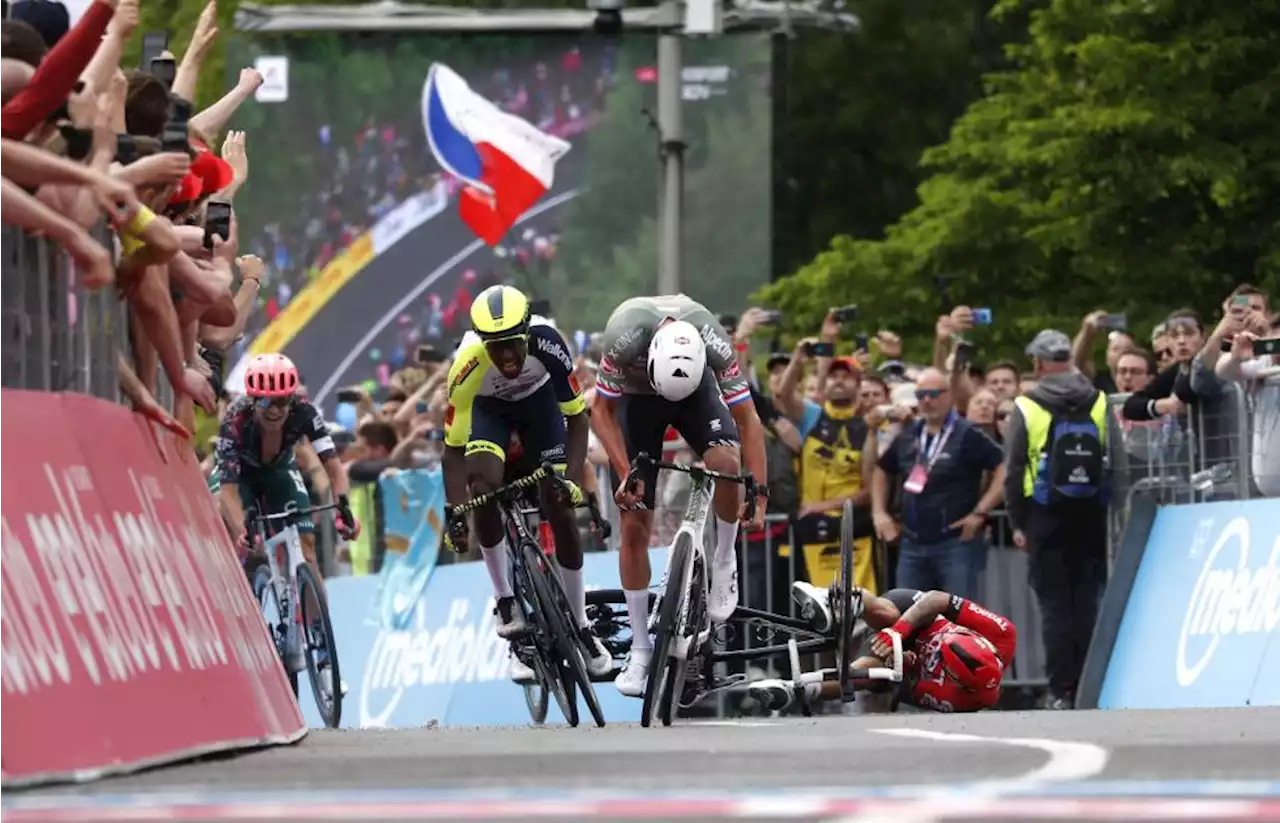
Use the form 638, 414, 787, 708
719, 360, 742, 380
699, 324, 734, 362
568, 373, 581, 395
450, 358, 480, 392
535, 333, 574, 372
445, 404, 456, 426
600, 358, 622, 376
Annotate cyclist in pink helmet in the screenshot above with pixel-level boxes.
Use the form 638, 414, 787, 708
214, 353, 359, 694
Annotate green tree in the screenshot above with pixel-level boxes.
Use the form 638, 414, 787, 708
759, 0, 1280, 363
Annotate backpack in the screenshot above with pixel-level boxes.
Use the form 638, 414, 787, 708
1040, 402, 1106, 503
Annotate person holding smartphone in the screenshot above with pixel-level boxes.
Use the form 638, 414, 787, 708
1214, 295, 1279, 496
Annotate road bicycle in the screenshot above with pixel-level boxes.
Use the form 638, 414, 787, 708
446, 463, 607, 728
246, 502, 344, 729
625, 452, 758, 727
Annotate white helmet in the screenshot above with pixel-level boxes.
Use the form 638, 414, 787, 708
648, 320, 707, 401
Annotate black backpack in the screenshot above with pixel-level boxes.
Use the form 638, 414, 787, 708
1041, 400, 1106, 503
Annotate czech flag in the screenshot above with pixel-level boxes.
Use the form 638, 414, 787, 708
423, 63, 571, 246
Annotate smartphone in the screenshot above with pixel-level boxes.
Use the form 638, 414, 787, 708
415, 402, 429, 414
529, 298, 552, 317
140, 32, 169, 72
830, 305, 858, 324
416, 344, 446, 365
759, 309, 783, 325
59, 125, 93, 161
971, 307, 993, 325
161, 96, 192, 155
114, 134, 138, 165
150, 55, 177, 89
804, 341, 835, 358
954, 340, 975, 366
336, 388, 364, 404
1099, 313, 1128, 331
1232, 295, 1252, 307
852, 333, 869, 351
1255, 338, 1280, 356
203, 201, 232, 248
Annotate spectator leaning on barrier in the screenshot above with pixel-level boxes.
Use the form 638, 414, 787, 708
1206, 289, 1278, 496
869, 367, 1004, 603
1003, 329, 1109, 711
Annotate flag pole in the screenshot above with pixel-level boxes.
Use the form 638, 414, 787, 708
657, 27, 684, 295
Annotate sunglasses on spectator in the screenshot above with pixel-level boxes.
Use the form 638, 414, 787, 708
1156, 349, 1173, 360
256, 397, 292, 411
916, 388, 947, 400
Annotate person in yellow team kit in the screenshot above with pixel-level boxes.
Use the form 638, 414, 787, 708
440, 285, 612, 678
775, 348, 877, 594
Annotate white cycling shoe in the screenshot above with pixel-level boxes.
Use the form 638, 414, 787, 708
615, 650, 650, 697
509, 649, 536, 684
791, 581, 833, 632
580, 627, 614, 678
748, 678, 798, 712
708, 562, 739, 624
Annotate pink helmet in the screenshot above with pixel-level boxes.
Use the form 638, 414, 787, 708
244, 353, 300, 398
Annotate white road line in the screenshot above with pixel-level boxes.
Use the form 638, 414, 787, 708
312, 188, 581, 408
826, 728, 1111, 823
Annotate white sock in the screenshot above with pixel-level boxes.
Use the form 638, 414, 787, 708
480, 538, 513, 599
625, 588, 653, 654
714, 516, 739, 569
561, 566, 589, 628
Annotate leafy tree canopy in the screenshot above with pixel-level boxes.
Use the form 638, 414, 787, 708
758, 0, 1280, 364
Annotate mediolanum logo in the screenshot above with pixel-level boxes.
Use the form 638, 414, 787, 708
1176, 516, 1280, 687
359, 595, 511, 727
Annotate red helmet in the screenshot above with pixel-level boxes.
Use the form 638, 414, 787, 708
244, 353, 300, 398
940, 633, 1003, 692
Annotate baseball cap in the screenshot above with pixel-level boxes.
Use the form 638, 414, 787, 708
765, 352, 791, 371
1024, 329, 1072, 362
828, 356, 860, 374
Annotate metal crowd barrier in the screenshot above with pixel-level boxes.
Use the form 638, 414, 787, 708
2, 226, 126, 400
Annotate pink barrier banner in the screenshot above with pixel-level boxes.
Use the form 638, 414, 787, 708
1, 391, 305, 787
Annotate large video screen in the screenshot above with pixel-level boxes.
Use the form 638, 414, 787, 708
227, 32, 772, 409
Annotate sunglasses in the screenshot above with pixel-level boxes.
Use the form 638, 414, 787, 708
1156, 349, 1173, 360
916, 388, 947, 400
256, 396, 293, 411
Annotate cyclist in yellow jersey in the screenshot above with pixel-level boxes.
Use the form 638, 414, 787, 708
441, 285, 611, 676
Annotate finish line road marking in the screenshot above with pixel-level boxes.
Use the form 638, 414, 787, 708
6, 797, 1280, 822
870, 728, 1111, 788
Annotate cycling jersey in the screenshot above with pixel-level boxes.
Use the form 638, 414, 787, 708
595, 295, 750, 405
886, 588, 1017, 713
444, 320, 587, 450
214, 395, 336, 485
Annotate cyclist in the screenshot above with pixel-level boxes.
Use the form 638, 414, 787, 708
749, 583, 1017, 713
215, 353, 359, 693
441, 285, 612, 678
591, 295, 769, 697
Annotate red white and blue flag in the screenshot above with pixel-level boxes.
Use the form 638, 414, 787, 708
423, 63, 571, 246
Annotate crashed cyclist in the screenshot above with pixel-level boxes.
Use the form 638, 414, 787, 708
591, 294, 769, 697
215, 353, 359, 693
441, 285, 612, 680
750, 583, 1017, 713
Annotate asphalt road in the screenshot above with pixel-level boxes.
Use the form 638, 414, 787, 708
7, 707, 1280, 822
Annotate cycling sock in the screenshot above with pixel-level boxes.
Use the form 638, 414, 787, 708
624, 588, 653, 653
714, 516, 739, 570
481, 538, 514, 600
561, 566, 589, 628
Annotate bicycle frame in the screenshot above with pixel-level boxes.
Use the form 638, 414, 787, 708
250, 502, 339, 670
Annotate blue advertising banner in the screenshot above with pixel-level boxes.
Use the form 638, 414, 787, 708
1099, 499, 1280, 710
299, 547, 669, 728
374, 468, 444, 629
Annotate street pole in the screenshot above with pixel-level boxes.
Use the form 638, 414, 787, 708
657, 30, 684, 296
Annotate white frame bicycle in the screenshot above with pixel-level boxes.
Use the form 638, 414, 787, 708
248, 501, 344, 728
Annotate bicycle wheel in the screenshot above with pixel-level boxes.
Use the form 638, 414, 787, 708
836, 499, 856, 703
517, 541, 578, 727
252, 565, 297, 697
524, 681, 550, 725
544, 561, 606, 728
660, 551, 705, 727
643, 532, 690, 728
297, 563, 342, 728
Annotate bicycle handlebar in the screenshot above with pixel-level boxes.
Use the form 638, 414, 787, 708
445, 462, 610, 537
626, 452, 759, 521
248, 502, 342, 525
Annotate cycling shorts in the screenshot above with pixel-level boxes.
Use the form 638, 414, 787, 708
238, 465, 315, 535
466, 381, 567, 468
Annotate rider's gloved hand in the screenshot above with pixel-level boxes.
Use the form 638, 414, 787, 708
335, 494, 361, 540
443, 506, 470, 554
871, 618, 913, 661
555, 474, 584, 507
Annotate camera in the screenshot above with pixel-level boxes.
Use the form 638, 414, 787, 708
162, 97, 193, 156
588, 0, 624, 36
203, 200, 232, 249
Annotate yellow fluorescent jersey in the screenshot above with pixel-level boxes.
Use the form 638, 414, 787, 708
445, 321, 587, 448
